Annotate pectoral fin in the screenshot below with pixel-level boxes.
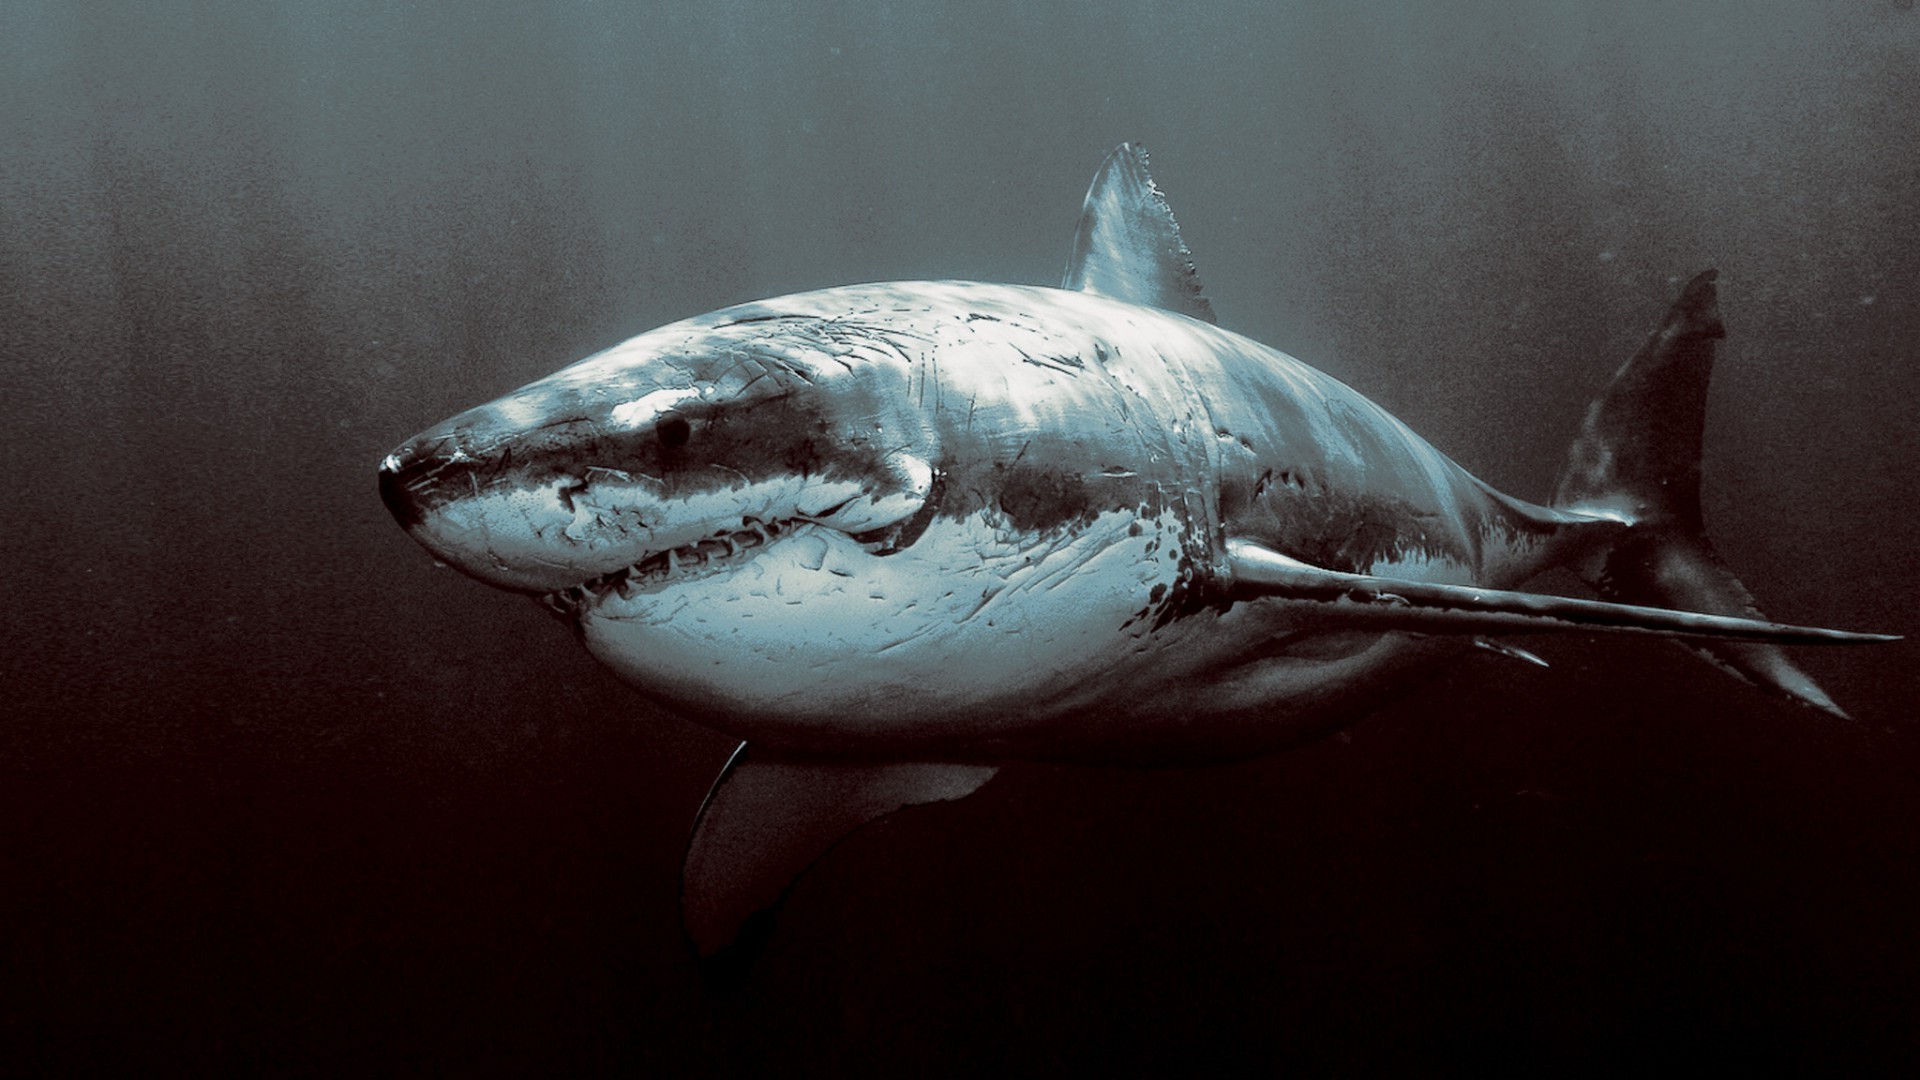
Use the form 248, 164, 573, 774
1226, 539, 1896, 646
683, 743, 998, 961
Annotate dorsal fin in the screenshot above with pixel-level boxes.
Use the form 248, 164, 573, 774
1062, 143, 1217, 324
682, 742, 997, 969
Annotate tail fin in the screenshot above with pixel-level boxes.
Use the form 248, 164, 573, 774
1553, 270, 1863, 719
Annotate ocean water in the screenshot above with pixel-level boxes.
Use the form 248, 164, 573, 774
4, 1, 1917, 1072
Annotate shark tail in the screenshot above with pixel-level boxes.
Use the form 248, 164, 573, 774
1552, 269, 1859, 719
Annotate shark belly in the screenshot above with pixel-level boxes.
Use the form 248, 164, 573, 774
578, 507, 1180, 742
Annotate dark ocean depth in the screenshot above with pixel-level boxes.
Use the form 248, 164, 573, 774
5, 1, 1918, 1073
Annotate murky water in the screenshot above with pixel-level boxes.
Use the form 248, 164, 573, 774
5, 1, 1916, 1072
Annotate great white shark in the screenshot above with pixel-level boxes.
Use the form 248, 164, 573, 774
380, 145, 1894, 957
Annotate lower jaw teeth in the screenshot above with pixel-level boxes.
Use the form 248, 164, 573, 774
541, 519, 794, 613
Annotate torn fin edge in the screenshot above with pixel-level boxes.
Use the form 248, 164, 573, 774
1062, 143, 1217, 324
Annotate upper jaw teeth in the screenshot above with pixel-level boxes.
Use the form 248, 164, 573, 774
538, 517, 796, 616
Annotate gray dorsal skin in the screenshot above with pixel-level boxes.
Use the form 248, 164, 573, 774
683, 742, 997, 960
1062, 143, 1217, 324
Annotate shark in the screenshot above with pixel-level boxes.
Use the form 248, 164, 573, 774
379, 145, 1894, 957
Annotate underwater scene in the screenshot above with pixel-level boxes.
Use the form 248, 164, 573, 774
5, 1, 1918, 1073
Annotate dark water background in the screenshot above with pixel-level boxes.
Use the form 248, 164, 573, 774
5, 1, 1918, 1073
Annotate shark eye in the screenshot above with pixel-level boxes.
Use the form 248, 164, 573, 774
657, 414, 692, 449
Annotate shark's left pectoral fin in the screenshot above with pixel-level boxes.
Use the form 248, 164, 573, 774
1063, 143, 1217, 324
682, 742, 998, 960
1226, 539, 1897, 646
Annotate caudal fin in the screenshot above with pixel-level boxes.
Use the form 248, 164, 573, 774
1553, 270, 1878, 719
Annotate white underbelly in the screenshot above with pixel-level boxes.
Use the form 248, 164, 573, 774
576, 508, 1195, 738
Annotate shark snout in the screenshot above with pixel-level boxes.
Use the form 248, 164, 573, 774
377, 435, 454, 531
377, 422, 623, 594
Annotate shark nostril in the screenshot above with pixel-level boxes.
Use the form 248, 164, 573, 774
378, 456, 422, 528
378, 433, 469, 530
378, 445, 442, 529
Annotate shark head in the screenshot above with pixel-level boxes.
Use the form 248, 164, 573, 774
380, 309, 957, 706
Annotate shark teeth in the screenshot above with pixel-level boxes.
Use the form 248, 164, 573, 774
538, 518, 795, 618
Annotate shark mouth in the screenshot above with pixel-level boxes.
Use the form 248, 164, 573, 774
533, 466, 944, 620
536, 516, 797, 618
535, 511, 925, 619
